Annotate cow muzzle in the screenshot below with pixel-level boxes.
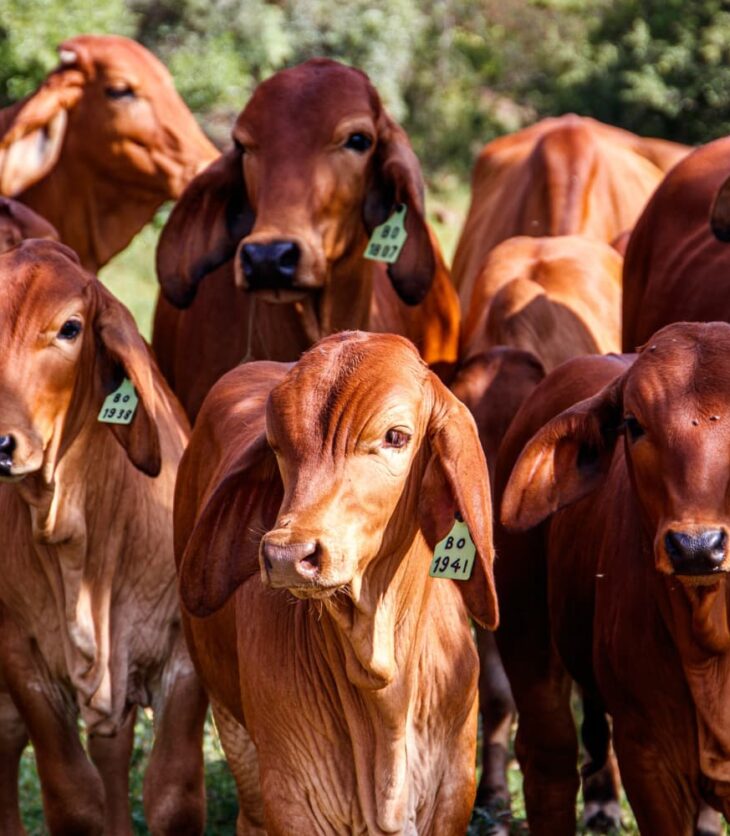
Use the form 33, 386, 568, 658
261, 537, 322, 588
663, 528, 728, 576
239, 240, 301, 291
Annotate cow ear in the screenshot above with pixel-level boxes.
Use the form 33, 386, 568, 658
418, 373, 498, 630
156, 148, 253, 309
0, 197, 59, 252
0, 66, 85, 196
178, 436, 282, 617
364, 114, 435, 306
501, 377, 623, 531
93, 283, 162, 477
711, 173, 730, 242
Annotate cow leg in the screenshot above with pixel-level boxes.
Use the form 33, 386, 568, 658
87, 706, 137, 836
0, 694, 28, 835
474, 626, 514, 821
211, 699, 266, 835
613, 720, 697, 835
579, 692, 621, 832
143, 667, 207, 835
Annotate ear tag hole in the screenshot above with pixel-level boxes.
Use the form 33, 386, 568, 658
364, 204, 408, 264
429, 517, 476, 581
98, 378, 138, 425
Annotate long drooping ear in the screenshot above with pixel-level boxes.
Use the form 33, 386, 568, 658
0, 197, 59, 252
92, 282, 161, 476
711, 173, 730, 242
501, 377, 624, 531
178, 435, 282, 617
364, 113, 435, 305
0, 63, 85, 196
418, 373, 498, 629
156, 148, 253, 308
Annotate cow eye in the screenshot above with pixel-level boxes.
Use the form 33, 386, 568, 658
105, 85, 135, 100
344, 132, 373, 153
624, 415, 645, 442
383, 428, 410, 449
57, 319, 82, 341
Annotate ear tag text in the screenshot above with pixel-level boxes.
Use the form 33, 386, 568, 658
98, 378, 138, 425
364, 204, 408, 264
429, 517, 476, 581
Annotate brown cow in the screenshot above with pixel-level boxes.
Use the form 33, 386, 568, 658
175, 331, 497, 834
0, 240, 206, 834
451, 233, 621, 820
499, 322, 730, 835
0, 196, 58, 253
624, 136, 730, 350
452, 114, 688, 311
153, 59, 459, 421
0, 35, 217, 270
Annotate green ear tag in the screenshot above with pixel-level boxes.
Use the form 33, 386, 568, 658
364, 204, 408, 264
98, 378, 138, 425
429, 517, 476, 581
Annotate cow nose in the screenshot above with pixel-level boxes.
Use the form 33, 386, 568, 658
0, 435, 16, 474
240, 241, 300, 290
262, 539, 320, 587
664, 529, 727, 574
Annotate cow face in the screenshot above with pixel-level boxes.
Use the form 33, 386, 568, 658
0, 240, 161, 482
502, 322, 730, 583
0, 35, 216, 199
157, 59, 436, 312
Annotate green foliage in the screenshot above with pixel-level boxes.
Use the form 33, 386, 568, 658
0, 0, 135, 104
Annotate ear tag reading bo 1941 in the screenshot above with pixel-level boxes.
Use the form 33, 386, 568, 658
429, 516, 476, 581
364, 204, 408, 264
98, 378, 138, 425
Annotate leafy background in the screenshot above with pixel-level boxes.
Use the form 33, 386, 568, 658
3, 0, 730, 832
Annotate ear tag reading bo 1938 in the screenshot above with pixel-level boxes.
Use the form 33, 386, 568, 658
429, 516, 476, 581
98, 378, 138, 425
364, 204, 408, 264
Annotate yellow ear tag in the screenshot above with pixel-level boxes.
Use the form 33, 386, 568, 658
364, 204, 408, 264
98, 378, 138, 425
429, 516, 476, 581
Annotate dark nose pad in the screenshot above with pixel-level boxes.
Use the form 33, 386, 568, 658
665, 529, 727, 574
262, 540, 320, 586
0, 435, 16, 475
240, 241, 300, 290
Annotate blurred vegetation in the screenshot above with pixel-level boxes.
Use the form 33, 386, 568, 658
5, 0, 729, 175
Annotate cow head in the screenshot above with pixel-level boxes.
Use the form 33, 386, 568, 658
0, 197, 58, 253
503, 322, 730, 583
0, 240, 161, 483
179, 332, 497, 630
0, 35, 216, 200
157, 59, 436, 313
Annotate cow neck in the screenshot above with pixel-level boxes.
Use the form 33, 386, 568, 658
19, 154, 165, 271
660, 575, 730, 794
15, 412, 132, 731
309, 469, 435, 833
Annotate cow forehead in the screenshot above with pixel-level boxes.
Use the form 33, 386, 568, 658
63, 35, 173, 87
627, 323, 730, 412
236, 60, 378, 140
267, 333, 428, 450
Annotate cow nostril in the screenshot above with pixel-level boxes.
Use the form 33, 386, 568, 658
276, 242, 300, 272
707, 530, 726, 552
0, 435, 16, 455
299, 543, 320, 573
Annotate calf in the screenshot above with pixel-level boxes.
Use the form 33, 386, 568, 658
0, 35, 217, 269
175, 331, 497, 834
0, 240, 206, 834
499, 322, 730, 834
154, 59, 459, 421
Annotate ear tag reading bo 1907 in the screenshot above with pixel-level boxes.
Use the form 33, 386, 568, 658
364, 204, 408, 264
98, 378, 138, 425
429, 516, 476, 581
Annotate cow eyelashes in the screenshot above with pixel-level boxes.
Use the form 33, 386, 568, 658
105, 85, 135, 101
57, 319, 82, 341
344, 133, 373, 153
623, 415, 646, 442
383, 428, 410, 449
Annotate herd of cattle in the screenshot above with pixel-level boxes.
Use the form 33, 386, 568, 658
1, 31, 730, 836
